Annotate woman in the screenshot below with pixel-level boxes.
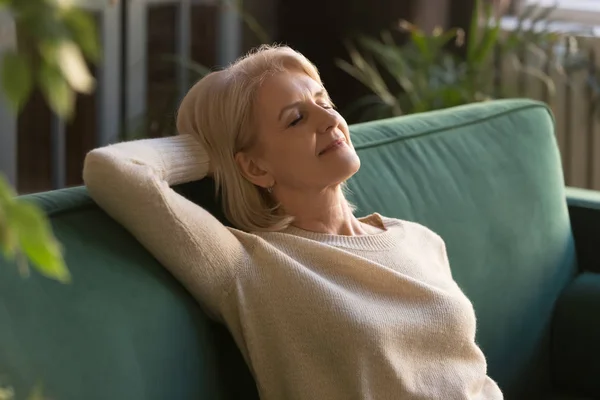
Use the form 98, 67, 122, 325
83, 45, 503, 399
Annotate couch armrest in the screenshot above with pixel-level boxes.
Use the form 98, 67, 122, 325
552, 272, 600, 398
566, 187, 600, 273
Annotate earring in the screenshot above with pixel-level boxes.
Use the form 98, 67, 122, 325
267, 186, 273, 194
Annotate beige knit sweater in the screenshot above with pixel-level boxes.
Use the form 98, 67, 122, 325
83, 134, 503, 400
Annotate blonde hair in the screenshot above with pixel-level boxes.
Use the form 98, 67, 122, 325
176, 44, 322, 232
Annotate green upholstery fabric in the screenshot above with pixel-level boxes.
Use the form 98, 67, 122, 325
552, 272, 600, 397
346, 100, 576, 399
0, 186, 257, 400
349, 101, 575, 399
0, 99, 587, 399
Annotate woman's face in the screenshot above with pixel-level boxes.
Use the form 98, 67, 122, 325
237, 70, 360, 193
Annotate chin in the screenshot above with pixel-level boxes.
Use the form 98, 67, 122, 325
348, 153, 361, 175
331, 152, 361, 184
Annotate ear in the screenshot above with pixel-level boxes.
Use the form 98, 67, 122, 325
235, 151, 274, 189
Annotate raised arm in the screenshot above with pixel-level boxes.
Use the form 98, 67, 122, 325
83, 134, 250, 317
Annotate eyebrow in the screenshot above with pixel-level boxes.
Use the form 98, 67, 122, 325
278, 90, 329, 121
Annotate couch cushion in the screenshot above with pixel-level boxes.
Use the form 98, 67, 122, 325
345, 99, 577, 399
0, 186, 257, 400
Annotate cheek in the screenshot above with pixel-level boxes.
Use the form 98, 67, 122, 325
262, 135, 318, 178
269, 133, 315, 159
260, 137, 295, 169
339, 119, 352, 143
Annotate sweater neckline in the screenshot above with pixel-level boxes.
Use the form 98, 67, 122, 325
282, 213, 402, 251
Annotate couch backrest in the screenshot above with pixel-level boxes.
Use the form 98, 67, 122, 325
0, 99, 576, 400
345, 99, 576, 399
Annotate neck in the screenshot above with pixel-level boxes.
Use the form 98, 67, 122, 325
277, 185, 372, 236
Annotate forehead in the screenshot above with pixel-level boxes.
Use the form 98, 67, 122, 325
257, 70, 323, 104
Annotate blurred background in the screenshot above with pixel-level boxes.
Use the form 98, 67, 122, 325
2, 0, 600, 195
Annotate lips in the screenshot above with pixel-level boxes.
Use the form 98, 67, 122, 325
318, 138, 346, 156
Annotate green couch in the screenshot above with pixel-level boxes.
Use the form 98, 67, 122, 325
1, 99, 599, 400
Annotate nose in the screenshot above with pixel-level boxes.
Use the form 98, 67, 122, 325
316, 107, 339, 134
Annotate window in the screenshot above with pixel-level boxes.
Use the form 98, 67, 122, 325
519, 0, 600, 26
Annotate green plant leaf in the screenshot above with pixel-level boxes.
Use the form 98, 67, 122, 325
472, 22, 500, 67
9, 201, 70, 283
410, 29, 432, 64
530, 3, 557, 30
435, 28, 464, 50
56, 40, 95, 93
336, 40, 398, 108
1, 174, 70, 283
500, 3, 540, 54
516, 3, 539, 34
470, 0, 500, 67
397, 20, 433, 64
0, 178, 17, 258
18, 4, 66, 41
0, 384, 14, 400
518, 65, 557, 97
1, 51, 33, 111
38, 62, 75, 119
37, 38, 95, 94
357, 36, 420, 107
380, 30, 396, 47
0, 173, 16, 204
438, 85, 469, 107
335, 58, 373, 92
359, 37, 408, 73
62, 8, 101, 62
467, 0, 481, 63
0, 208, 18, 261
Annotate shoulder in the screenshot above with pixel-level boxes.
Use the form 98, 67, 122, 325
376, 214, 446, 247
377, 215, 452, 274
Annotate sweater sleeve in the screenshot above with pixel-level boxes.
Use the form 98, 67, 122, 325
82, 134, 248, 317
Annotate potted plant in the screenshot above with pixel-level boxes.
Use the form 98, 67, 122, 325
336, 0, 578, 121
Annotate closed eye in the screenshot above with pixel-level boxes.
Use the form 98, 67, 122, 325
289, 114, 303, 127
287, 100, 333, 128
